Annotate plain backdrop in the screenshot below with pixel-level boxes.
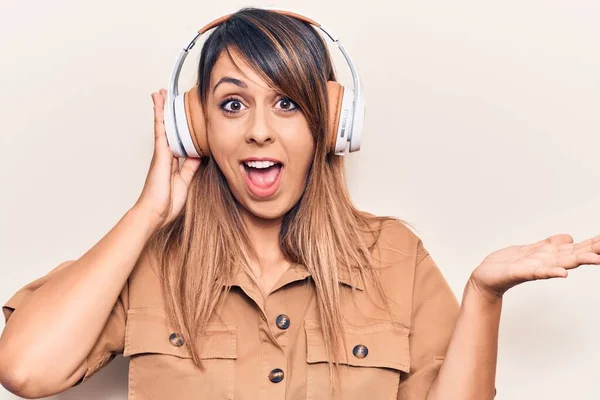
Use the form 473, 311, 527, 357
1, 0, 599, 399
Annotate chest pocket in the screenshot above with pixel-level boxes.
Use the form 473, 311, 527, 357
304, 319, 410, 400
124, 308, 237, 400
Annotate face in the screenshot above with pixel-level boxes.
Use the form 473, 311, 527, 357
205, 50, 315, 222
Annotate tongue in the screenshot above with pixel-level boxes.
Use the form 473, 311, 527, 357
247, 165, 281, 188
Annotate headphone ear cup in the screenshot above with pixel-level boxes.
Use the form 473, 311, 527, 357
164, 93, 186, 158
326, 81, 344, 154
182, 85, 209, 157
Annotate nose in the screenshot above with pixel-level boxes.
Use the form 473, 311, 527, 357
245, 106, 275, 147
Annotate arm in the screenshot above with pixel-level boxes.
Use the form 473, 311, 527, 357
0, 207, 161, 398
426, 232, 600, 400
426, 280, 500, 400
0, 88, 199, 398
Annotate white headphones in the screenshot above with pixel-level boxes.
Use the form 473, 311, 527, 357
163, 8, 365, 158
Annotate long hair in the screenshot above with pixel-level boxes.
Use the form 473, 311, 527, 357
146, 7, 401, 394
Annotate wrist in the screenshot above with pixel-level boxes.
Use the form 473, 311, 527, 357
125, 205, 165, 235
465, 276, 504, 307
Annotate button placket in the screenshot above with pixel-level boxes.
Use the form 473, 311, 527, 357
264, 291, 290, 350
258, 329, 287, 398
259, 291, 289, 398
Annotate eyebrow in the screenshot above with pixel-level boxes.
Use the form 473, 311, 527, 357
212, 77, 248, 94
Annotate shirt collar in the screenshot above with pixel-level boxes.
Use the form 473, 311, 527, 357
223, 263, 365, 292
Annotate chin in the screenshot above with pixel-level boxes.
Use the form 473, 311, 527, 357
241, 197, 296, 221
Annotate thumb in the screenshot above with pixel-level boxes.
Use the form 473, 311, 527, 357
529, 233, 574, 249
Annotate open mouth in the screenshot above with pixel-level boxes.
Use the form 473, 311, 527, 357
240, 159, 284, 198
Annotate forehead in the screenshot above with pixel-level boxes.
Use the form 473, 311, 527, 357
210, 49, 272, 92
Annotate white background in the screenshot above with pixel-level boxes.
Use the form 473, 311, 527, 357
1, 0, 599, 398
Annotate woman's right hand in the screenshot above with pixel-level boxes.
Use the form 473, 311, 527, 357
133, 88, 201, 229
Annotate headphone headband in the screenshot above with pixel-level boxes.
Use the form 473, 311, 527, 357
198, 10, 320, 35
165, 8, 365, 158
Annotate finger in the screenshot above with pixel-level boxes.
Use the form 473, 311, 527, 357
152, 92, 170, 153
512, 259, 568, 282
553, 234, 600, 252
567, 235, 600, 254
528, 234, 574, 250
179, 157, 202, 186
536, 266, 569, 279
530, 234, 594, 256
555, 242, 576, 253
546, 267, 568, 279
513, 259, 568, 281
554, 252, 600, 269
533, 243, 599, 261
152, 92, 166, 140
540, 236, 600, 257
171, 157, 178, 175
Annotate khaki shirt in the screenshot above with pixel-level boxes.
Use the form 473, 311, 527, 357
2, 219, 460, 399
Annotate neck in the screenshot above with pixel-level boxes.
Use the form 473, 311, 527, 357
241, 209, 285, 265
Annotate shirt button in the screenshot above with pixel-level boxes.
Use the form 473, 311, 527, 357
169, 332, 184, 347
352, 344, 368, 358
275, 314, 290, 330
268, 368, 285, 383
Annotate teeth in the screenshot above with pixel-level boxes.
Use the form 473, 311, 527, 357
244, 160, 277, 169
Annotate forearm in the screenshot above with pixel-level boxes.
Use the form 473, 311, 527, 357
426, 279, 501, 400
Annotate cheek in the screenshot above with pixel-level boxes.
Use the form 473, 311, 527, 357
286, 129, 315, 182
206, 118, 236, 162
206, 111, 247, 153
298, 127, 315, 169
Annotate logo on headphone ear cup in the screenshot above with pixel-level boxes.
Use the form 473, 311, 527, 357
333, 86, 354, 155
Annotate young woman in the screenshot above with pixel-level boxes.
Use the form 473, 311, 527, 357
1, 7, 599, 400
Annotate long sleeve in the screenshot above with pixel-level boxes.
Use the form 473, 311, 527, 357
2, 260, 129, 385
397, 241, 460, 399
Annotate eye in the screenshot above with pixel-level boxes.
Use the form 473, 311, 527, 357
276, 97, 299, 112
219, 97, 247, 114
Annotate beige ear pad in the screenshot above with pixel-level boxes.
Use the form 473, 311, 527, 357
183, 85, 208, 157
326, 81, 344, 154
183, 81, 345, 157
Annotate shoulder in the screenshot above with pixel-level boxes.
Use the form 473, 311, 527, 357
350, 211, 438, 328
356, 210, 428, 269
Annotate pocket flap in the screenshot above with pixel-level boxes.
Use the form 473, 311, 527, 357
124, 308, 237, 360
304, 320, 410, 372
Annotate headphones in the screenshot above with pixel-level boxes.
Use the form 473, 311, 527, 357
164, 8, 365, 158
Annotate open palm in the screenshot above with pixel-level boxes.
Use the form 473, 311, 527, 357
470, 233, 600, 299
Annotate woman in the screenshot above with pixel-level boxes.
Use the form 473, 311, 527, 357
1, 7, 599, 400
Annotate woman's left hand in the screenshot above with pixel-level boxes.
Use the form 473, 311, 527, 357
469, 233, 600, 300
